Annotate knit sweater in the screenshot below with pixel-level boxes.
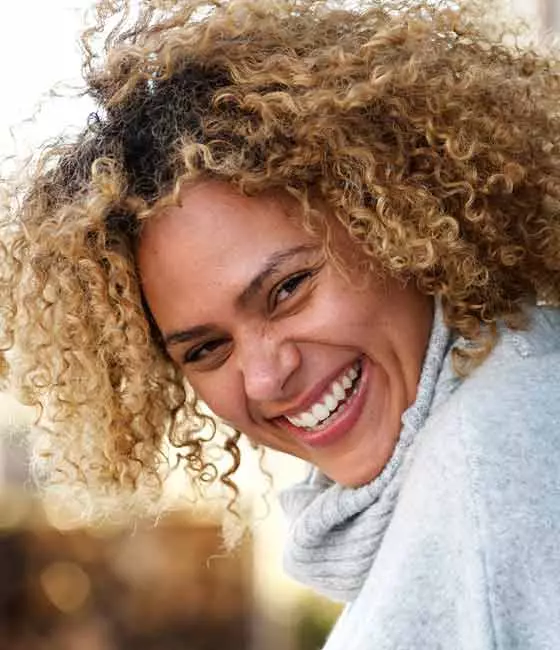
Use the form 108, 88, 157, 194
280, 304, 560, 649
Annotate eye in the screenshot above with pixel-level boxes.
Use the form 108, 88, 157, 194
271, 270, 314, 309
183, 338, 229, 364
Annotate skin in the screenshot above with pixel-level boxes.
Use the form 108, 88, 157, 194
137, 181, 433, 487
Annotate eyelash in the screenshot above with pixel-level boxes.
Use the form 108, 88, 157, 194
270, 269, 315, 310
183, 338, 229, 364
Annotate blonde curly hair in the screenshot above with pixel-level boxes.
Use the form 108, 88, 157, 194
1, 0, 559, 502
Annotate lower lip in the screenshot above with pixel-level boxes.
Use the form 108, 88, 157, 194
279, 358, 370, 448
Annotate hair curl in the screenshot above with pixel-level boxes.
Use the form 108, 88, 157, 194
1, 0, 559, 502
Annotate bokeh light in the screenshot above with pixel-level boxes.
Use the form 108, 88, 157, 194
40, 561, 92, 614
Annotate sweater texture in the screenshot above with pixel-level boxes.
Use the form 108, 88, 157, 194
280, 304, 560, 649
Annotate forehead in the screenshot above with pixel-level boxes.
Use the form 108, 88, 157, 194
138, 181, 315, 272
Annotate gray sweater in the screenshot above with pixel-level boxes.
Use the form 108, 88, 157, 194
281, 304, 560, 649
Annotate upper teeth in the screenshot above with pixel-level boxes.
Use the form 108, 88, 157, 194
286, 362, 360, 429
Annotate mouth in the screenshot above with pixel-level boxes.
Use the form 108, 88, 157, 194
276, 357, 368, 448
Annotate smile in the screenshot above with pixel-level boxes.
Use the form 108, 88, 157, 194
277, 357, 368, 448
286, 361, 362, 429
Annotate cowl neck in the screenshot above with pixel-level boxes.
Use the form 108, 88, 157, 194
279, 303, 453, 602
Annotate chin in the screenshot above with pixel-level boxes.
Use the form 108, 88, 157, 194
322, 462, 383, 488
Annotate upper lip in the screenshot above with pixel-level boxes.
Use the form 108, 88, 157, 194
266, 357, 362, 421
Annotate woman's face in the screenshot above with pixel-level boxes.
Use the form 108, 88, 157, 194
137, 181, 433, 487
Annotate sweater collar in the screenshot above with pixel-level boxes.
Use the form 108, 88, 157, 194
279, 301, 453, 602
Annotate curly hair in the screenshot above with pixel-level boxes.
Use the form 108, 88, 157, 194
1, 0, 559, 503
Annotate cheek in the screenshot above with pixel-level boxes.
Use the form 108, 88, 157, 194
192, 373, 306, 456
187, 371, 248, 427
306, 283, 381, 339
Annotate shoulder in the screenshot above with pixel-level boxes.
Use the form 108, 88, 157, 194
455, 307, 560, 646
414, 305, 560, 581
457, 305, 560, 428
420, 306, 560, 646
451, 305, 560, 498
409, 305, 560, 484
502, 305, 560, 359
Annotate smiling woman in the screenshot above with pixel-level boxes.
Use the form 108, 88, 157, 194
1, 0, 560, 648
138, 181, 432, 487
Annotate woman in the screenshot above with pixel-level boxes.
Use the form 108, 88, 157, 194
2, 0, 560, 647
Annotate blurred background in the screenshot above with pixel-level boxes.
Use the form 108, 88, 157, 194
0, 1, 558, 648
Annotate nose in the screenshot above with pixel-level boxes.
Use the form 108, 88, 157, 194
238, 332, 301, 403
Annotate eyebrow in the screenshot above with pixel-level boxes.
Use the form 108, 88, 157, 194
237, 243, 318, 307
164, 324, 217, 347
163, 243, 317, 347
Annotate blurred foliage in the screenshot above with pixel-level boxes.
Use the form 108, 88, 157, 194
296, 593, 342, 650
